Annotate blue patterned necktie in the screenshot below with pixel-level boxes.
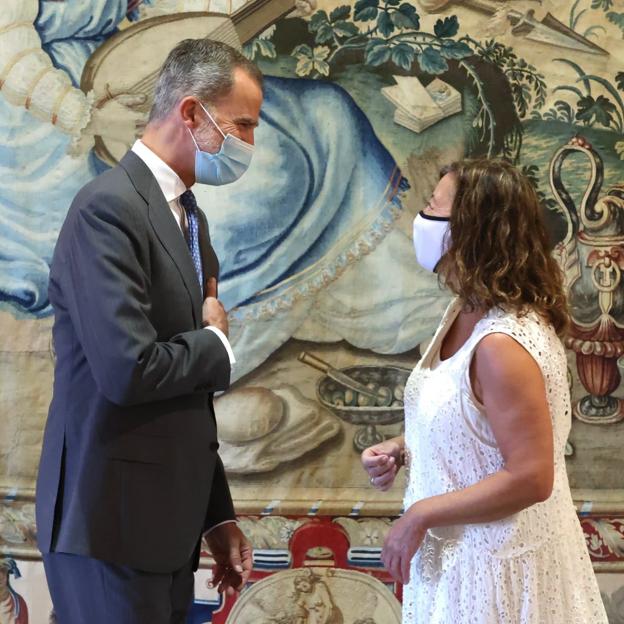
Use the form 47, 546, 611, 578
179, 190, 204, 290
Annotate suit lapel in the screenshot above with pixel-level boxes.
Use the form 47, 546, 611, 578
119, 151, 203, 326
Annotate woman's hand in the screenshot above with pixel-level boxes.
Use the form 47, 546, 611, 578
361, 437, 404, 491
381, 504, 427, 584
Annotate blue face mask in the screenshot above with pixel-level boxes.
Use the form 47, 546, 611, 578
188, 102, 254, 186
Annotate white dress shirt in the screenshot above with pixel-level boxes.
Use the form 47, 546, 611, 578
131, 140, 235, 366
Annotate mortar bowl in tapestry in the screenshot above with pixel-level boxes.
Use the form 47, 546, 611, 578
317, 365, 410, 425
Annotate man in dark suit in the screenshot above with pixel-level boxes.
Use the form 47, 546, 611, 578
36, 38, 263, 623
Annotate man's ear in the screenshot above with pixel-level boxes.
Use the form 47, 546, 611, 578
179, 97, 202, 130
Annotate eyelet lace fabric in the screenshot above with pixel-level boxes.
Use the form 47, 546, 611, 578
402, 299, 608, 623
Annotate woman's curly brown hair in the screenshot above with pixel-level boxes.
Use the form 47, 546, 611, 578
436, 158, 569, 334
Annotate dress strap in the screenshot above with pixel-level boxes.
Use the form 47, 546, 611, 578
418, 297, 462, 369
464, 310, 552, 370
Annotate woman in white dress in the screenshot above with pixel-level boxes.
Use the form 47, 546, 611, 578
362, 159, 608, 623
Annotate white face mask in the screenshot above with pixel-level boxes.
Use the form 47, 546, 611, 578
412, 212, 451, 272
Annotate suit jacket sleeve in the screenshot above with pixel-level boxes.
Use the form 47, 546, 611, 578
59, 190, 230, 406
204, 455, 236, 530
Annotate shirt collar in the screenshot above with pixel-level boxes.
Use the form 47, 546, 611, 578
131, 140, 187, 203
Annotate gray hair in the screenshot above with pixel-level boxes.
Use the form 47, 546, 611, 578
149, 38, 263, 121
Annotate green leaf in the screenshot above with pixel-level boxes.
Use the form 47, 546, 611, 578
355, 6, 378, 20
439, 39, 472, 59
312, 45, 331, 61
616, 72, 624, 91
392, 11, 419, 29
386, 0, 401, 5
398, 2, 418, 17
434, 15, 459, 37
309, 10, 329, 32
417, 46, 448, 74
365, 37, 386, 56
355, 0, 379, 10
256, 38, 277, 59
576, 94, 616, 127
591, 0, 612, 10
315, 60, 331, 76
329, 5, 351, 22
554, 100, 574, 123
354, 0, 379, 20
242, 42, 255, 60
366, 39, 392, 65
378, 11, 395, 36
391, 43, 415, 70
512, 82, 530, 117
315, 22, 335, 43
334, 20, 360, 37
292, 44, 313, 58
553, 58, 592, 95
392, 3, 419, 29
294, 45, 332, 77
606, 11, 624, 35
582, 23, 606, 37
522, 164, 538, 178
295, 57, 315, 76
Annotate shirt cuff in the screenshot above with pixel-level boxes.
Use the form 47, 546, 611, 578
204, 519, 238, 535
204, 326, 236, 365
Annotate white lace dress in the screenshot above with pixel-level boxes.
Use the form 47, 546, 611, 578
402, 298, 608, 623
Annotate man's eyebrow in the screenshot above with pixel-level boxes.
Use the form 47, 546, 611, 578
233, 115, 259, 126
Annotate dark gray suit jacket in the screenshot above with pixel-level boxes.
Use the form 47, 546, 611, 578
36, 151, 234, 573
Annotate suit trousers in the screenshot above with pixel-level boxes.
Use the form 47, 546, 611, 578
43, 551, 195, 624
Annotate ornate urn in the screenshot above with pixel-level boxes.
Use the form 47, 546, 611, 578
550, 137, 624, 424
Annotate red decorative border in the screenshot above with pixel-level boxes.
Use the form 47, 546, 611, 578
581, 517, 624, 562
